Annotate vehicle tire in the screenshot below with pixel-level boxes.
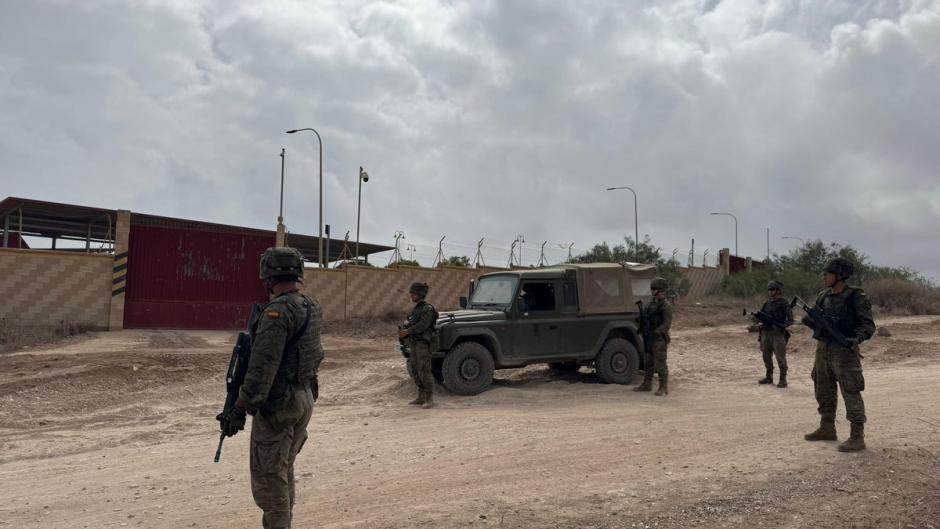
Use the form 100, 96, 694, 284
442, 341, 495, 395
431, 358, 444, 383
547, 361, 581, 372
594, 338, 639, 385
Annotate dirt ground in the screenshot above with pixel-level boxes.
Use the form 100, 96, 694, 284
1, 302, 939, 529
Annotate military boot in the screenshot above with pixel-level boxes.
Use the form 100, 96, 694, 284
776, 370, 788, 388
804, 419, 837, 441
421, 391, 435, 409
838, 423, 866, 452
758, 370, 773, 384
654, 374, 669, 396
633, 372, 653, 392
408, 390, 426, 406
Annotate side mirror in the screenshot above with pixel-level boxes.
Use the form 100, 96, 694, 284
459, 296, 468, 309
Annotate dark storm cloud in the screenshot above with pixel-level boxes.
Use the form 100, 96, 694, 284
1, 0, 938, 278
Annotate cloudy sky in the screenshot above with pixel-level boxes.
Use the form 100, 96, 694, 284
2, 0, 938, 278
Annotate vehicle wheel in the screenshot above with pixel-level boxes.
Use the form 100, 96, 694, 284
547, 361, 581, 372
442, 342, 495, 395
432, 358, 444, 383
594, 338, 639, 385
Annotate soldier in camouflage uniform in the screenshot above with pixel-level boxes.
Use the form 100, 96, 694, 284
754, 280, 794, 387
634, 277, 673, 396
802, 258, 875, 452
398, 282, 438, 409
218, 247, 325, 528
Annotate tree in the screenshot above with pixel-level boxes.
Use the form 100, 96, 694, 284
441, 255, 471, 267
387, 259, 421, 268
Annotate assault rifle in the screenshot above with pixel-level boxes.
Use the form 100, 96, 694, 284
214, 303, 262, 463
743, 307, 791, 341
790, 296, 852, 347
636, 300, 652, 338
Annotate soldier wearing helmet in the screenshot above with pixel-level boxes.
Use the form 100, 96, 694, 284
753, 280, 794, 387
398, 281, 439, 408
634, 277, 673, 396
219, 247, 325, 528
803, 257, 875, 452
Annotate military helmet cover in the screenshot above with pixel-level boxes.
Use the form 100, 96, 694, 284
409, 282, 429, 297
767, 280, 784, 291
824, 258, 854, 280
650, 277, 669, 291
259, 247, 305, 281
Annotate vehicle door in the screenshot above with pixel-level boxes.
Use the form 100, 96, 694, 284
511, 280, 562, 359
556, 279, 605, 355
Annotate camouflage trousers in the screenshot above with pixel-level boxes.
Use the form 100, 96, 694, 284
407, 340, 434, 393
643, 337, 668, 376
812, 341, 866, 425
760, 330, 788, 372
251, 385, 315, 529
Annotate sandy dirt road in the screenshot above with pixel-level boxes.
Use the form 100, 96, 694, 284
1, 310, 938, 529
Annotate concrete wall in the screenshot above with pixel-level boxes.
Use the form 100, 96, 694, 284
0, 248, 113, 330
680, 266, 723, 300
302, 265, 503, 321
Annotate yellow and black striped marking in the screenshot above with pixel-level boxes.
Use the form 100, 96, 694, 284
112, 251, 128, 296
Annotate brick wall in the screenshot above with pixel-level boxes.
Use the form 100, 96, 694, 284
0, 248, 113, 329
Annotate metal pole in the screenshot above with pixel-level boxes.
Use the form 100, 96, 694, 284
285, 128, 324, 267
278, 148, 285, 223
766, 227, 770, 261
606, 186, 638, 261
709, 212, 738, 255
325, 224, 331, 267
356, 166, 367, 262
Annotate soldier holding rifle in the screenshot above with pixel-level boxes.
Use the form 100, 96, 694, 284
746, 280, 793, 387
797, 258, 875, 452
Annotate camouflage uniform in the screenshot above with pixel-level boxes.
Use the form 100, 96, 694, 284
239, 291, 324, 529
643, 297, 673, 378
808, 286, 875, 427
758, 296, 793, 385
402, 300, 438, 404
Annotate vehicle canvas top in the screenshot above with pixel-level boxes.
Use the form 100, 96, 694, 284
572, 263, 656, 314
478, 262, 657, 315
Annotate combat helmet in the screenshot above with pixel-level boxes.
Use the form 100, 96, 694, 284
767, 280, 784, 291
824, 258, 854, 281
409, 282, 429, 299
650, 277, 669, 292
259, 247, 305, 281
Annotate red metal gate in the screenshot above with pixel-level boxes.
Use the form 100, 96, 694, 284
124, 224, 272, 329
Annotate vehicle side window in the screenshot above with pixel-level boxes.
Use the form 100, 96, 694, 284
562, 281, 578, 309
518, 282, 556, 312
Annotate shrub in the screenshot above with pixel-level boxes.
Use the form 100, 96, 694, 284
864, 278, 940, 315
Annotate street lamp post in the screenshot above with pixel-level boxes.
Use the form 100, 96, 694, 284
710, 212, 738, 256
781, 236, 805, 246
356, 166, 369, 262
286, 128, 324, 267
606, 186, 638, 262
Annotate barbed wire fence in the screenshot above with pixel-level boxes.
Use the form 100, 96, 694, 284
355, 234, 721, 270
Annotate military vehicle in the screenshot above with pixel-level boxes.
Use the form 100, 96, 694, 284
422, 263, 657, 395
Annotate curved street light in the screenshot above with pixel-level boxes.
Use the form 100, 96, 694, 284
781, 235, 805, 246
286, 128, 324, 267
710, 212, 738, 256
606, 186, 638, 261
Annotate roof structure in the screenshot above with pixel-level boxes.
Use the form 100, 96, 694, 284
0, 197, 393, 263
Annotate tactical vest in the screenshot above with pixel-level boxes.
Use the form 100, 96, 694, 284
255, 292, 323, 412
816, 287, 863, 341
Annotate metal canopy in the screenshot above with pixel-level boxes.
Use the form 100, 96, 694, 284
0, 197, 393, 263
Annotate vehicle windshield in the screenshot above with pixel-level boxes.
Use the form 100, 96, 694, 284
469, 275, 519, 308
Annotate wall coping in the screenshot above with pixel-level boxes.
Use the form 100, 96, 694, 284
0, 247, 114, 261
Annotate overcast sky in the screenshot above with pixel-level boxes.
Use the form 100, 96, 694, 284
1, 0, 938, 278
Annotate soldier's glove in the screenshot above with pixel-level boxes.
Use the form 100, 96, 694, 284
216, 407, 247, 437
801, 315, 815, 328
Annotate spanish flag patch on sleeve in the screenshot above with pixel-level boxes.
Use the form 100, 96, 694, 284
266, 310, 281, 318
